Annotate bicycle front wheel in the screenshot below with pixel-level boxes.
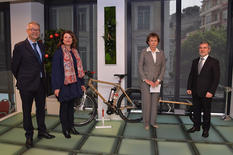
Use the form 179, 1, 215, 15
117, 88, 142, 123
73, 93, 97, 126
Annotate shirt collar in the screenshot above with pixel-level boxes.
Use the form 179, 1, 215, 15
27, 38, 37, 44
200, 55, 209, 60
146, 47, 160, 53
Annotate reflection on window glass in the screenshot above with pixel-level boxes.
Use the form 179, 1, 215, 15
49, 6, 73, 30
76, 4, 97, 76
78, 8, 87, 32
131, 0, 161, 88
181, 0, 228, 113
0, 10, 15, 118
137, 6, 150, 30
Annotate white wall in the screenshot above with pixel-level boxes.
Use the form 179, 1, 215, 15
97, 0, 126, 119
10, 2, 44, 113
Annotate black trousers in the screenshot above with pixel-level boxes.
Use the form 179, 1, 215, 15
19, 80, 46, 139
59, 99, 75, 132
192, 96, 212, 131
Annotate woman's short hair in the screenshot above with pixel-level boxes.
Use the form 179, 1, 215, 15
146, 32, 160, 45
57, 30, 77, 49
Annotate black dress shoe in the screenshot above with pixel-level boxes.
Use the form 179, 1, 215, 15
63, 130, 71, 138
202, 130, 209, 138
187, 127, 200, 133
70, 127, 79, 135
38, 132, 55, 139
26, 138, 33, 148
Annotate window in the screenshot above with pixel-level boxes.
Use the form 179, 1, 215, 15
49, 6, 73, 30
78, 7, 87, 32
137, 6, 150, 30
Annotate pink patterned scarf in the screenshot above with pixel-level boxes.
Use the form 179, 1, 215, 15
61, 45, 85, 85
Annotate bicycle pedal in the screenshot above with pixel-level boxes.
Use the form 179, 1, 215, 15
106, 109, 114, 115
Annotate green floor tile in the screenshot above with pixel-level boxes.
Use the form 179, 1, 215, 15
34, 116, 59, 130
157, 124, 186, 140
211, 117, 233, 126
0, 128, 36, 143
179, 115, 193, 125
36, 132, 82, 149
123, 123, 151, 138
215, 126, 233, 142
0, 126, 10, 134
195, 143, 233, 155
157, 115, 179, 124
23, 148, 69, 155
52, 119, 95, 134
158, 141, 192, 155
0, 112, 24, 126
0, 143, 23, 155
185, 125, 224, 142
91, 121, 122, 136
81, 136, 115, 154
19, 115, 59, 130
119, 139, 153, 155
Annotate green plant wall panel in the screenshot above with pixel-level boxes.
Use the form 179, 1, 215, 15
104, 6, 116, 64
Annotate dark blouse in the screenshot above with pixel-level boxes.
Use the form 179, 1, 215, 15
51, 47, 84, 102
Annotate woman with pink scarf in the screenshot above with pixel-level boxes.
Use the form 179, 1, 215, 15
52, 30, 85, 138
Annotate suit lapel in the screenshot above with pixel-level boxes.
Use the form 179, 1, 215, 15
199, 56, 210, 74
146, 51, 155, 65
25, 39, 43, 64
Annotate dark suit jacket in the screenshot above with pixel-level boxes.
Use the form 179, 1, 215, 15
187, 56, 220, 97
11, 39, 46, 92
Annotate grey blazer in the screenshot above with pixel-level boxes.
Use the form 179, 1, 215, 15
138, 48, 166, 82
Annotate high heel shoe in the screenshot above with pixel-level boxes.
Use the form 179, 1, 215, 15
63, 130, 71, 138
70, 127, 79, 135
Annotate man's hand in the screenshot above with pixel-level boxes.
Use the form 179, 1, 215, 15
187, 90, 192, 95
54, 89, 60, 97
206, 92, 213, 98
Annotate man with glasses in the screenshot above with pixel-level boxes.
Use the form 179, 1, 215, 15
11, 21, 55, 148
186, 41, 220, 138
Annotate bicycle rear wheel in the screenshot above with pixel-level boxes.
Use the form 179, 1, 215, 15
117, 88, 142, 122
73, 93, 97, 126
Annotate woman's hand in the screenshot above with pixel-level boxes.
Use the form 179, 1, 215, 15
145, 80, 154, 86
81, 85, 86, 92
54, 89, 60, 97
153, 80, 160, 87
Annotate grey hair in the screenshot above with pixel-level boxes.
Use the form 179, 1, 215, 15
27, 21, 40, 29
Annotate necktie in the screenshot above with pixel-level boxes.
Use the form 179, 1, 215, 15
198, 57, 204, 74
32, 43, 42, 63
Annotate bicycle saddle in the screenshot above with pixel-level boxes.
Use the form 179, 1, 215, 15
114, 74, 127, 79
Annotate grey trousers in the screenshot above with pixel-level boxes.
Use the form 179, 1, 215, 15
141, 82, 160, 126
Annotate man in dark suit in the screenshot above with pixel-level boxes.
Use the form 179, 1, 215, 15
187, 41, 220, 138
11, 21, 55, 148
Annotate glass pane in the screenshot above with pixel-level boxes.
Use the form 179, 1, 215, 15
76, 4, 97, 78
131, 0, 161, 88
49, 5, 73, 31
0, 10, 15, 119
180, 0, 228, 113
163, 0, 176, 105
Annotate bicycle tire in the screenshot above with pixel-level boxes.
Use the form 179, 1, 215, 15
73, 92, 97, 126
117, 88, 143, 123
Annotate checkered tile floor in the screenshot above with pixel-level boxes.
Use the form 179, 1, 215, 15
1, 113, 233, 155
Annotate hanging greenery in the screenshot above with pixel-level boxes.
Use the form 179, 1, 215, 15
104, 6, 116, 64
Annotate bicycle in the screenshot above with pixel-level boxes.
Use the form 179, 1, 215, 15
73, 71, 142, 126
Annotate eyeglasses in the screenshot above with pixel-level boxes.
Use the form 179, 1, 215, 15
28, 28, 40, 32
